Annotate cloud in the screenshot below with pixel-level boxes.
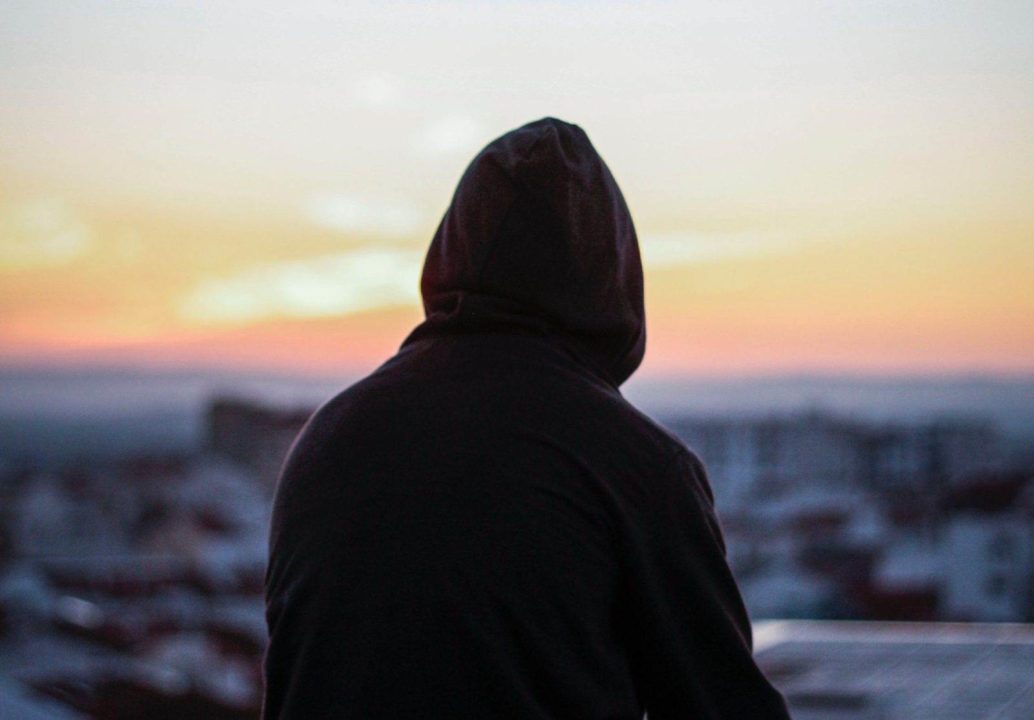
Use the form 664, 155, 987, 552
179, 230, 792, 324
350, 72, 403, 109
303, 193, 423, 237
0, 199, 92, 268
179, 247, 423, 324
414, 115, 486, 157
639, 231, 788, 268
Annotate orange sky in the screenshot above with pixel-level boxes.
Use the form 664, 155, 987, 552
2, 1, 1033, 377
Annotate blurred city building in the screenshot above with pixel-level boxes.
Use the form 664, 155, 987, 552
207, 398, 312, 490
0, 396, 1031, 718
665, 412, 1030, 623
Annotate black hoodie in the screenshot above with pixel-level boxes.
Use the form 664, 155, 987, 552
263, 118, 790, 719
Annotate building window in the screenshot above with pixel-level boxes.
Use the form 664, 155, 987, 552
757, 426, 779, 466
984, 574, 1008, 597
988, 533, 1015, 561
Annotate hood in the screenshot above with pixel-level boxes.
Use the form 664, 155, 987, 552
401, 117, 645, 387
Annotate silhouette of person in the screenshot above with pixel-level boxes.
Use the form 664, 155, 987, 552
263, 118, 790, 719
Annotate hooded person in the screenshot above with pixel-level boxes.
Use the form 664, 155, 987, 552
262, 118, 790, 719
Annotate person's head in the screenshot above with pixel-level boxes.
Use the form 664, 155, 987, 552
404, 117, 645, 386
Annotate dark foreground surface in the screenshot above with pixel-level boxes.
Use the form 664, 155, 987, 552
755, 621, 1034, 720
4, 619, 1033, 718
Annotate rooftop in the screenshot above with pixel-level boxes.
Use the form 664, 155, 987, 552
755, 620, 1034, 719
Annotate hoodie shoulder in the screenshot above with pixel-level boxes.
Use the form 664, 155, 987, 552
610, 391, 691, 459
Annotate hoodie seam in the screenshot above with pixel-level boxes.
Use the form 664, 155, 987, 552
473, 127, 555, 290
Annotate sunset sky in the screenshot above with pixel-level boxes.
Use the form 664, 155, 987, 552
2, 1, 1032, 377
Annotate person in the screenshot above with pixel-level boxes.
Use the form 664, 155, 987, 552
262, 117, 791, 719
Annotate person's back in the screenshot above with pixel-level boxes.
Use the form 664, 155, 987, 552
263, 118, 790, 719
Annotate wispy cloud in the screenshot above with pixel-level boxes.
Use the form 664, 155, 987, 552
303, 194, 423, 237
350, 72, 403, 109
180, 230, 792, 324
414, 115, 486, 157
0, 199, 92, 268
179, 247, 423, 324
639, 231, 789, 268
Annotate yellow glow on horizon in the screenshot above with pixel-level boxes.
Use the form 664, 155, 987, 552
2, 1, 1032, 375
